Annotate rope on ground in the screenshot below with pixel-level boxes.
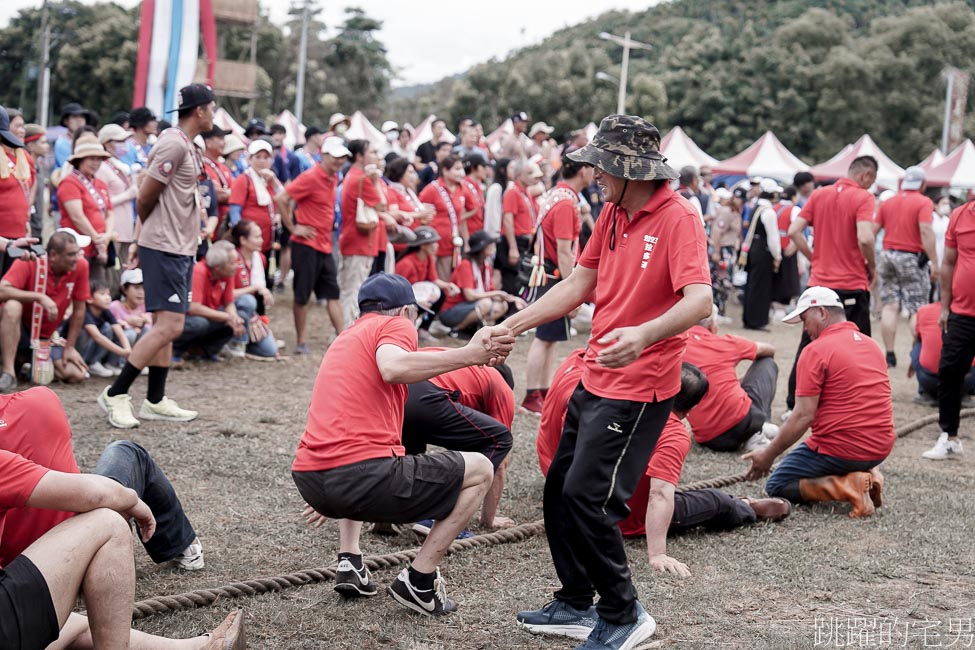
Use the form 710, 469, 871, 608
131, 520, 545, 620
131, 410, 973, 620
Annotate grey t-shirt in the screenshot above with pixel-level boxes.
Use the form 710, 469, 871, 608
138, 128, 201, 257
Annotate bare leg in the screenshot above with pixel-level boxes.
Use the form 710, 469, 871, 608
278, 245, 292, 288
128, 311, 185, 369
293, 303, 309, 346
524, 339, 557, 390
338, 519, 364, 555
413, 452, 493, 573
49, 612, 208, 650
1, 300, 22, 375
480, 457, 513, 528
326, 299, 345, 335
881, 302, 899, 353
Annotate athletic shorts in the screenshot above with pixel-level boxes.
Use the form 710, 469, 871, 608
533, 280, 571, 342
0, 555, 60, 650
292, 452, 466, 523
140, 246, 194, 314
291, 241, 340, 305
878, 249, 930, 315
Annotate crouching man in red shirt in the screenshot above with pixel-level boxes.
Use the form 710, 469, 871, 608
292, 273, 514, 616
744, 287, 895, 518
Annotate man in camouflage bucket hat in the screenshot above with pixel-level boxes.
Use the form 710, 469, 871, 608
507, 114, 712, 650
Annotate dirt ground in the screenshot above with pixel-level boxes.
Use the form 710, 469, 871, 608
48, 292, 975, 649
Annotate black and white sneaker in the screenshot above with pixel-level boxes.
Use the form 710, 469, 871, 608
334, 558, 378, 597
388, 567, 457, 616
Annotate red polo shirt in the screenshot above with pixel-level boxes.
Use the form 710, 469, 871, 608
285, 164, 338, 255
418, 179, 465, 258
775, 202, 795, 252
682, 325, 759, 443
0, 387, 79, 567
0, 449, 49, 568
395, 252, 437, 284
800, 178, 875, 291
540, 182, 580, 268
2, 257, 91, 339
293, 313, 417, 472
191, 259, 233, 310
577, 186, 711, 402
229, 173, 275, 252
443, 258, 494, 311
202, 156, 232, 219
503, 183, 536, 236
425, 350, 515, 428
946, 201, 975, 318
876, 190, 933, 253
461, 178, 485, 234
796, 321, 895, 461
0, 149, 35, 238
339, 166, 384, 257
58, 172, 111, 257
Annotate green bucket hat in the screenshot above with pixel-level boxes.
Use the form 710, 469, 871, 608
567, 114, 678, 181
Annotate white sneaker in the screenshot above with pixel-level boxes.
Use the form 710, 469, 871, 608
744, 431, 770, 452
97, 387, 140, 429
428, 320, 452, 337
88, 361, 114, 378
139, 397, 198, 422
222, 341, 246, 359
922, 432, 963, 460
175, 538, 204, 570
762, 422, 780, 440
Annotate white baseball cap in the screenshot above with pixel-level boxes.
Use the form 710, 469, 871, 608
54, 227, 92, 249
714, 187, 732, 200
781, 286, 844, 324
380, 120, 399, 133
247, 139, 273, 156
321, 136, 351, 158
901, 165, 925, 191
120, 268, 143, 285
759, 178, 783, 194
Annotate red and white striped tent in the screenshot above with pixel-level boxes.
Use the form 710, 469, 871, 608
345, 111, 386, 149
410, 115, 455, 147
926, 139, 975, 189
660, 126, 719, 171
811, 134, 904, 189
917, 148, 945, 174
274, 110, 306, 149
713, 131, 810, 182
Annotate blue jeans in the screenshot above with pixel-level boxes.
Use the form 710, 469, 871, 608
94, 440, 197, 563
233, 294, 277, 358
77, 322, 117, 366
911, 341, 975, 399
765, 442, 882, 503
172, 315, 234, 358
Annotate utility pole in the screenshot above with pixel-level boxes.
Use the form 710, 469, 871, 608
599, 31, 652, 115
294, 0, 310, 125
36, 0, 51, 126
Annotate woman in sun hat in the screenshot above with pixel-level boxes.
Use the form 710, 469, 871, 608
58, 132, 115, 282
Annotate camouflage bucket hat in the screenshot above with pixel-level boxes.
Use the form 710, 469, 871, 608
567, 114, 678, 181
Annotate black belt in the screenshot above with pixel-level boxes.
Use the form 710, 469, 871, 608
886, 249, 920, 255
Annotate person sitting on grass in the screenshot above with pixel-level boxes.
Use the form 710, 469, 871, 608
909, 300, 975, 407
229, 220, 280, 359
0, 448, 244, 649
72, 279, 131, 378
292, 273, 514, 616
394, 226, 460, 341
536, 351, 790, 583
171, 241, 246, 363
743, 287, 894, 519
438, 230, 525, 335
110, 268, 153, 353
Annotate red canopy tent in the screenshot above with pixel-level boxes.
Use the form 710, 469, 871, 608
712, 131, 809, 182
917, 148, 945, 174
811, 134, 904, 189
925, 139, 975, 189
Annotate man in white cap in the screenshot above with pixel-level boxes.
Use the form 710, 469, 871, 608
743, 286, 893, 519
872, 165, 937, 368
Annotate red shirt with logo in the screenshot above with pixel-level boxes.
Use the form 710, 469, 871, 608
0, 387, 79, 567
461, 178, 485, 234
0, 149, 35, 238
876, 190, 933, 253
946, 201, 975, 318
339, 166, 384, 257
191, 259, 233, 310
395, 252, 437, 285
229, 173, 276, 252
58, 172, 111, 257
419, 179, 465, 258
285, 164, 338, 255
796, 321, 895, 461
443, 258, 494, 311
577, 186, 711, 402
425, 350, 515, 428
682, 325, 759, 443
293, 313, 417, 472
540, 182, 580, 268
202, 156, 232, 219
0, 449, 48, 568
800, 178, 875, 291
2, 257, 91, 338
503, 183, 536, 236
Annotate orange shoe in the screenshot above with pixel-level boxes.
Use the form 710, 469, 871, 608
799, 472, 875, 518
741, 497, 792, 522
869, 467, 884, 508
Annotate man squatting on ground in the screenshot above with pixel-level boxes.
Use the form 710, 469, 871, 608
291, 273, 515, 615
502, 115, 714, 650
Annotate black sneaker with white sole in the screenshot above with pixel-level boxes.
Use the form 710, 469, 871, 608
388, 567, 457, 616
333, 558, 378, 597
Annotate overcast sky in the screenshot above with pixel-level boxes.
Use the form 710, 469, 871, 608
1, 0, 656, 86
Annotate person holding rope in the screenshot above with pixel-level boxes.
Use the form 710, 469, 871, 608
292, 273, 514, 616
507, 115, 713, 650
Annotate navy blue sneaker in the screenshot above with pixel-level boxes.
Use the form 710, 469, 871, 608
516, 599, 597, 640
412, 519, 474, 539
575, 601, 656, 650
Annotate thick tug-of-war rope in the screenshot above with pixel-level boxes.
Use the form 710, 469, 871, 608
131, 409, 974, 620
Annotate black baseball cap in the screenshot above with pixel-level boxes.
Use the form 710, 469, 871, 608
358, 273, 431, 313
245, 119, 268, 136
304, 125, 324, 139
168, 84, 216, 113
201, 125, 230, 139
468, 230, 496, 254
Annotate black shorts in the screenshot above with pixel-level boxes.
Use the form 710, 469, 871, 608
291, 241, 340, 305
140, 246, 194, 314
292, 452, 465, 523
403, 381, 513, 471
0, 555, 60, 650
532, 280, 571, 342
